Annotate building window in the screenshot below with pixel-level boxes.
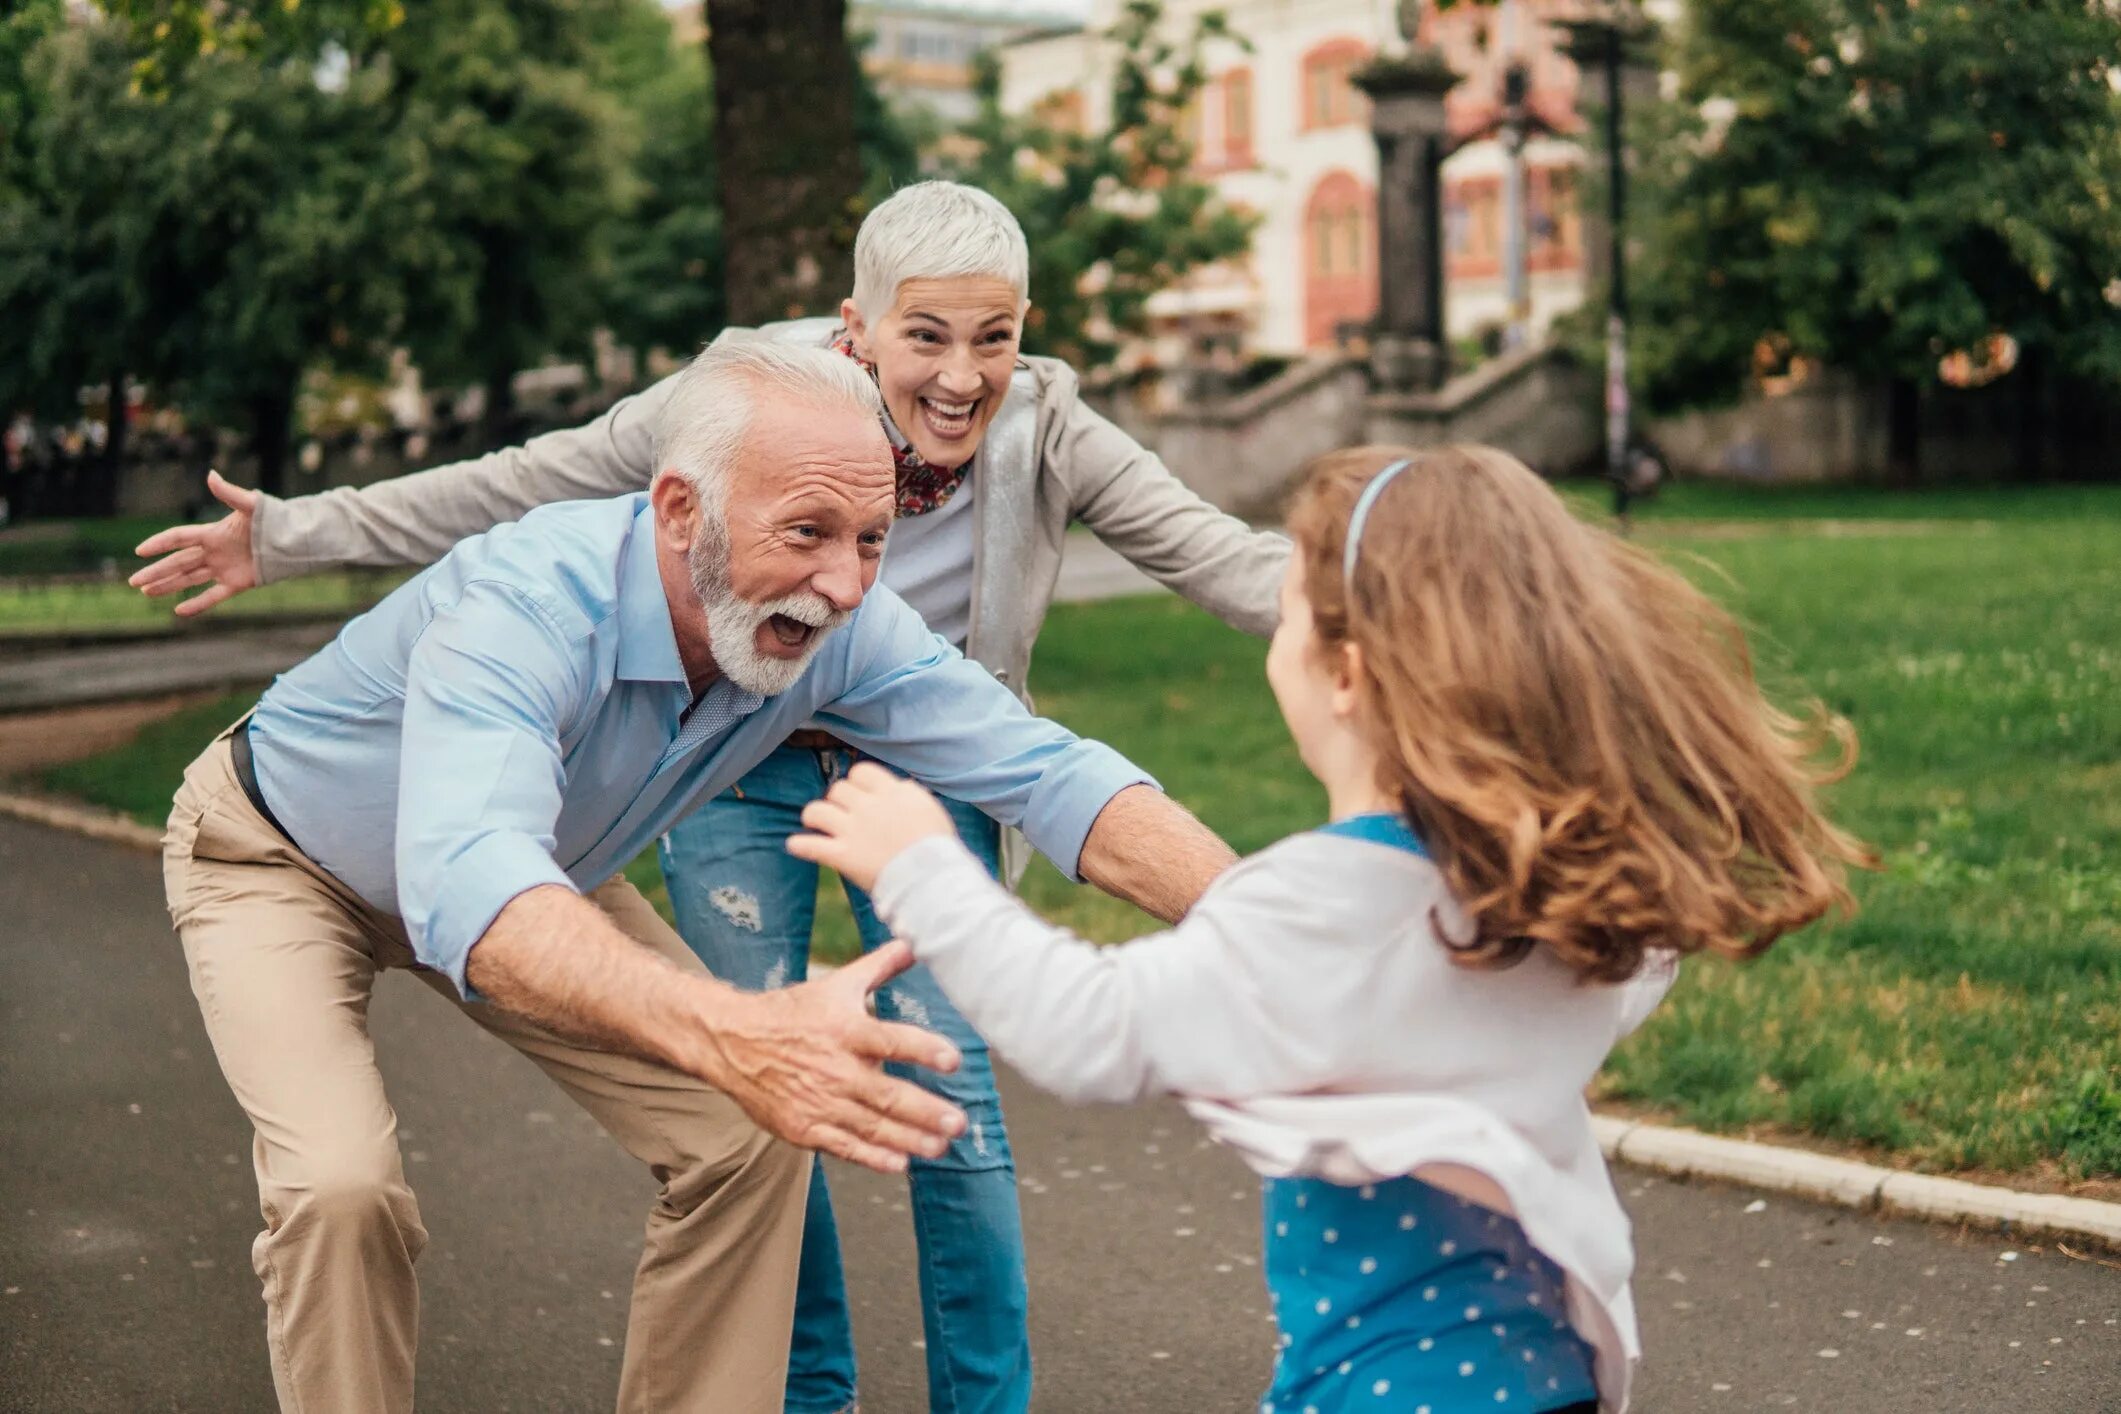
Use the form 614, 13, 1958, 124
1445, 176, 1502, 279
1222, 66, 1254, 166
1528, 165, 1583, 270
1303, 171, 1377, 346
1300, 39, 1371, 132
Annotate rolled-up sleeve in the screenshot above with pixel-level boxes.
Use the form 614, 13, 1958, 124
816, 596, 1155, 881
396, 581, 585, 996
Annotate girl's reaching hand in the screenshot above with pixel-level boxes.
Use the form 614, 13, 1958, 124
787, 762, 957, 893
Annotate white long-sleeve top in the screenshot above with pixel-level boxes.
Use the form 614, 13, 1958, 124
873, 827, 1678, 1413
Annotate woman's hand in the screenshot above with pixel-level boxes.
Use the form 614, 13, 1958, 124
129, 470, 260, 616
787, 762, 956, 893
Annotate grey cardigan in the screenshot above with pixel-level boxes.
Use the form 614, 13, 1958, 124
250, 322, 1289, 693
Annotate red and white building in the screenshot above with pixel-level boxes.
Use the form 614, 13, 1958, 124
998, 0, 1603, 360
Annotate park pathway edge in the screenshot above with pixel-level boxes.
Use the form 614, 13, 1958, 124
1591, 1115, 2121, 1254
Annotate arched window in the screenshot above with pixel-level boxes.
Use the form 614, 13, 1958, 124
1300, 38, 1372, 131
1528, 164, 1584, 270
1444, 176, 1503, 280
1303, 171, 1377, 346
1222, 65, 1255, 166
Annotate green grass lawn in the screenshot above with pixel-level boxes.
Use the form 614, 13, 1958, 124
20, 481, 2119, 1185
0, 515, 173, 577
0, 571, 406, 635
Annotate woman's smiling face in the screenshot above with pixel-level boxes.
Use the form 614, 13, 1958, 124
841, 276, 1024, 468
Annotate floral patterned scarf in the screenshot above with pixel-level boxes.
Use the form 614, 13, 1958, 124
831, 330, 973, 518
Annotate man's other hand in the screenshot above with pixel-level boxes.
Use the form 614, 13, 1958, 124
130, 470, 260, 616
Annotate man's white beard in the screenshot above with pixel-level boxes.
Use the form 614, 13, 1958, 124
688, 533, 851, 697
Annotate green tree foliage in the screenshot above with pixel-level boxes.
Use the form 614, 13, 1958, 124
97, 0, 405, 93
0, 17, 160, 429
153, 45, 424, 493
0, 12, 419, 495
1622, 0, 2121, 464
940, 0, 1258, 368
594, 1, 722, 363
376, 0, 637, 442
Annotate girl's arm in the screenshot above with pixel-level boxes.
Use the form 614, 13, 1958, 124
792, 767, 1338, 1105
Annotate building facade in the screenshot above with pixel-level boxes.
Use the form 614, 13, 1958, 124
668, 0, 1078, 123
998, 0, 1600, 360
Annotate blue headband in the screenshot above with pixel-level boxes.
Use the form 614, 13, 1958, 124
1342, 458, 1413, 589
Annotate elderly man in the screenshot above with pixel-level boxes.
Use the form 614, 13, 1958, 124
161, 339, 1233, 1414
136, 182, 1287, 1414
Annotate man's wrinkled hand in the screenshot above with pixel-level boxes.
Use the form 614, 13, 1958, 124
786, 762, 956, 893
700, 941, 964, 1174
129, 470, 260, 616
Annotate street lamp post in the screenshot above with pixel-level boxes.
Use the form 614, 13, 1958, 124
1559, 5, 1655, 522
1499, 0, 1530, 351
1601, 18, 1630, 520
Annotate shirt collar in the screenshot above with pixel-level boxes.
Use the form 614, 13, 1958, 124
615, 498, 688, 684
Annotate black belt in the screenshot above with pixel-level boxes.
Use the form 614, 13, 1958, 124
230, 716, 296, 845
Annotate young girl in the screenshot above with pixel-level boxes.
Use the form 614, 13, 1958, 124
790, 445, 1869, 1413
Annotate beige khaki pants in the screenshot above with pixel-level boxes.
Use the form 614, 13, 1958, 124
162, 733, 811, 1413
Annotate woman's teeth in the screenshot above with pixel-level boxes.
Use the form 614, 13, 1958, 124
919, 396, 977, 435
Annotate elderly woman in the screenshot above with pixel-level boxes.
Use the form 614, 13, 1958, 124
133, 180, 1288, 1414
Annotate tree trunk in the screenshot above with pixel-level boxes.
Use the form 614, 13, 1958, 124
94, 371, 127, 518
482, 365, 518, 451
707, 0, 863, 325
1886, 376, 1922, 486
2015, 342, 2046, 482
250, 384, 295, 499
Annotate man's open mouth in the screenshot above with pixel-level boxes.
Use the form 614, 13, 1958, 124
766, 614, 816, 650
918, 394, 981, 440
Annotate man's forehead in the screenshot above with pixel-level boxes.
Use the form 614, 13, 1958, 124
734, 401, 892, 505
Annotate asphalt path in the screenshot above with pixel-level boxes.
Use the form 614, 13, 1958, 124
2, 814, 2115, 1412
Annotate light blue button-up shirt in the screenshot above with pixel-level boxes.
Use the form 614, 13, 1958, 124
248, 494, 1154, 996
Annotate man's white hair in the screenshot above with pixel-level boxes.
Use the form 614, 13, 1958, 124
653, 338, 885, 514
852, 181, 1031, 322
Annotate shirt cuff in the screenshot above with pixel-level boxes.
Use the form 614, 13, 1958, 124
1019, 741, 1158, 883
248, 490, 289, 586
411, 831, 578, 999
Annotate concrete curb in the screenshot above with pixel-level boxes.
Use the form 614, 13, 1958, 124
0, 790, 162, 853
4, 790, 2117, 1254
1593, 1114, 2121, 1252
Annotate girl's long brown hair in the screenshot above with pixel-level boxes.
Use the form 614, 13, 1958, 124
1288, 445, 1873, 984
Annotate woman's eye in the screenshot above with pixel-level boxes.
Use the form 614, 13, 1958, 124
984, 330, 1015, 345
909, 330, 941, 345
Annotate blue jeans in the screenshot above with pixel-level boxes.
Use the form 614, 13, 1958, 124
660, 744, 1032, 1414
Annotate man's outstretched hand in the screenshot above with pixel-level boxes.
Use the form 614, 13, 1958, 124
129, 470, 260, 616
700, 941, 966, 1174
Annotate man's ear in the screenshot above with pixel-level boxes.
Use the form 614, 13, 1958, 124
649, 470, 698, 550
840, 297, 871, 359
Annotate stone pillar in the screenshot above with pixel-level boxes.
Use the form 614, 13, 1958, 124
1354, 49, 1460, 394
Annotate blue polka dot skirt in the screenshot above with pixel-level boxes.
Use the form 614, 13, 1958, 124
1258, 1174, 1600, 1414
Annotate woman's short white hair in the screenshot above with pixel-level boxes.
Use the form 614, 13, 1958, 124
852, 181, 1031, 322
653, 339, 884, 515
